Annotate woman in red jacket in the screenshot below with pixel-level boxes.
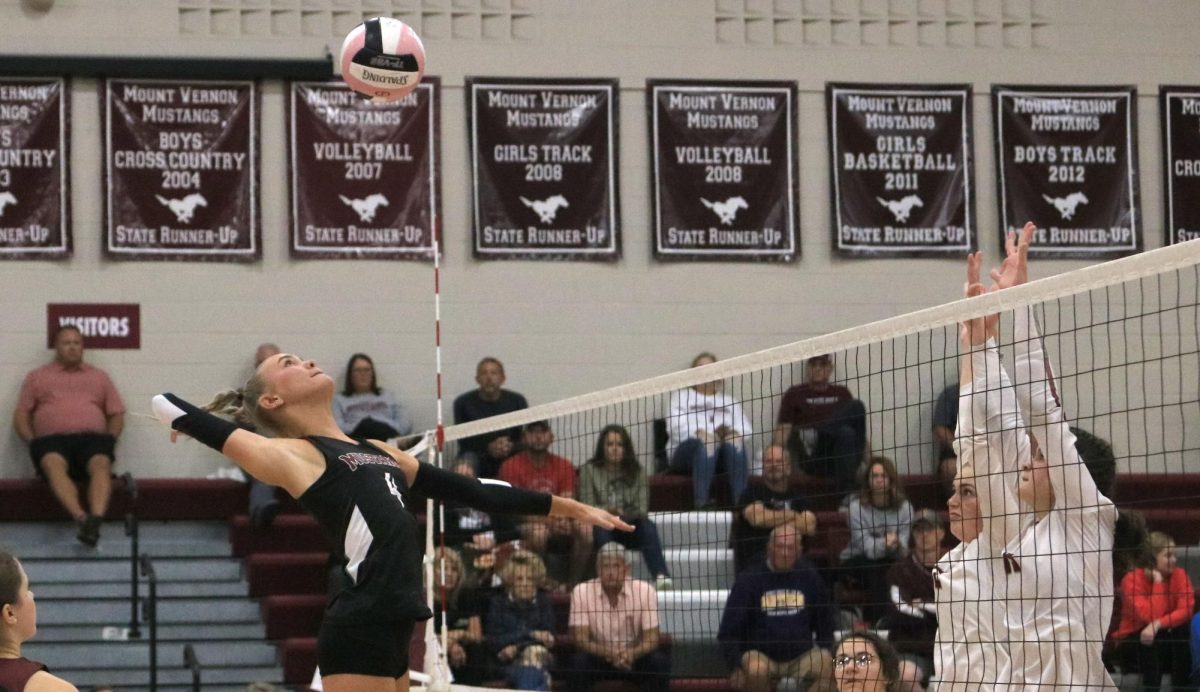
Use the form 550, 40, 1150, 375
1111, 531, 1197, 692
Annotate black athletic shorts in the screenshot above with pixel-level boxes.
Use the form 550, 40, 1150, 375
30, 433, 116, 482
317, 618, 416, 678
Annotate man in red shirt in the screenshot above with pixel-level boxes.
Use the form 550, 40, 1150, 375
499, 420, 591, 587
13, 326, 125, 546
772, 354, 866, 495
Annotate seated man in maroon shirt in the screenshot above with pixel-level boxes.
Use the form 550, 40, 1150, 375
12, 326, 125, 546
772, 354, 866, 496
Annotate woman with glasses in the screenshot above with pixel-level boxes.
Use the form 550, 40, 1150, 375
833, 630, 900, 692
333, 353, 412, 442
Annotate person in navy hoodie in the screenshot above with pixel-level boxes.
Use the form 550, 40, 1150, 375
718, 524, 837, 692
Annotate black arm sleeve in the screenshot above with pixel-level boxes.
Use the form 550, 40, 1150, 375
410, 462, 553, 517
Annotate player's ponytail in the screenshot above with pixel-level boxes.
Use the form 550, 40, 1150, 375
203, 372, 270, 430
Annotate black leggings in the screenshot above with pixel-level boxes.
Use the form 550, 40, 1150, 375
1117, 624, 1195, 692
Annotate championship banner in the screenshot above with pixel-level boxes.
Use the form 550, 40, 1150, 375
1161, 87, 1200, 245
827, 83, 974, 257
467, 77, 619, 260
290, 79, 439, 260
649, 80, 797, 262
103, 79, 258, 261
993, 85, 1139, 258
0, 78, 69, 259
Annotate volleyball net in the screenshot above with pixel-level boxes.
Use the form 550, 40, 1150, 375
418, 239, 1200, 690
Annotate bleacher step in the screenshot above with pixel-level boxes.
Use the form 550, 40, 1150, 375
21, 557, 244, 583
34, 598, 261, 626
36, 622, 266, 642
65, 664, 284, 688
35, 580, 249, 599
23, 641, 279, 669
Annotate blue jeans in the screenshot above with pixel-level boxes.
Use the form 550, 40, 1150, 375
594, 517, 670, 578
669, 437, 748, 507
507, 663, 549, 690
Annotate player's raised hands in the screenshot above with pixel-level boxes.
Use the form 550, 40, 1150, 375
991, 222, 1035, 290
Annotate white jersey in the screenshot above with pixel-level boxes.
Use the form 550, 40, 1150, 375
932, 341, 1027, 691
932, 538, 1011, 691
999, 308, 1118, 691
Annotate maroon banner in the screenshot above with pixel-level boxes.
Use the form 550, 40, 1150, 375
828, 83, 974, 257
103, 79, 259, 261
47, 304, 140, 349
993, 86, 1140, 258
0, 78, 69, 259
1161, 87, 1200, 245
289, 79, 440, 260
468, 78, 619, 260
649, 80, 797, 262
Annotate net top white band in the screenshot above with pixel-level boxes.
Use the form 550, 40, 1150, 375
442, 239, 1200, 443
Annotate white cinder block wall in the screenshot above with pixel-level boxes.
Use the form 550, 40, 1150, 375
0, 0, 1195, 479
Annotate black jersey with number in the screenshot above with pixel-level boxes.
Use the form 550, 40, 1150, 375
298, 436, 432, 625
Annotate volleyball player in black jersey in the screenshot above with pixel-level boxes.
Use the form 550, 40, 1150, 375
151, 353, 632, 692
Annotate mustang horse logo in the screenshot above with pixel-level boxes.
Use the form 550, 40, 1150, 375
701, 196, 748, 226
0, 192, 16, 217
155, 193, 208, 223
339, 194, 390, 223
877, 195, 924, 223
520, 195, 569, 224
1043, 192, 1088, 220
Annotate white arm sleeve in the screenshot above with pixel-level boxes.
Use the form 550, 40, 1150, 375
956, 339, 1027, 555
1012, 307, 1103, 511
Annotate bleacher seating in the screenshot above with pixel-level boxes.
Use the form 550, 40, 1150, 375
2, 471, 1197, 689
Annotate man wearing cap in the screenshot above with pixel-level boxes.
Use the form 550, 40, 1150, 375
772, 354, 867, 495
567, 542, 670, 692
882, 508, 946, 675
499, 420, 592, 586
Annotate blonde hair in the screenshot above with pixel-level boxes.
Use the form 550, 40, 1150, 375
1147, 531, 1175, 556
498, 549, 546, 587
204, 371, 270, 431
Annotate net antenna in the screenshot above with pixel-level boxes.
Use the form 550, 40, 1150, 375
421, 224, 453, 691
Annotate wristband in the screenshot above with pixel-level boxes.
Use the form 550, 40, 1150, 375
152, 393, 238, 453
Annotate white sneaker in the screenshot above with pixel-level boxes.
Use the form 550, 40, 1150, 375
655, 575, 673, 591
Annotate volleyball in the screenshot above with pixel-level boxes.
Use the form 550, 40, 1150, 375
339, 17, 426, 102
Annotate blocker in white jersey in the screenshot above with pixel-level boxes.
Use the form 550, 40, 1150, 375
990, 225, 1120, 691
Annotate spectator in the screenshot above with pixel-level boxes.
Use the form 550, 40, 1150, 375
0, 549, 79, 691
839, 456, 913, 624
333, 353, 412, 442
246, 343, 282, 529
881, 509, 944, 671
930, 383, 957, 458
578, 424, 672, 589
732, 445, 818, 572
667, 352, 750, 509
832, 630, 900, 692
454, 357, 528, 479
500, 421, 592, 587
485, 550, 556, 691
432, 547, 488, 685
567, 542, 670, 692
13, 325, 125, 546
1111, 531, 1196, 692
718, 525, 836, 692
427, 461, 521, 584
773, 354, 867, 495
